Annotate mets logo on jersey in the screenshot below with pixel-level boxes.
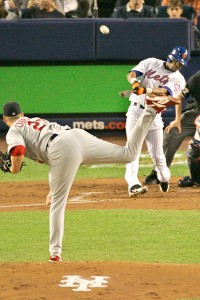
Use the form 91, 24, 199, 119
174, 83, 181, 92
195, 114, 200, 128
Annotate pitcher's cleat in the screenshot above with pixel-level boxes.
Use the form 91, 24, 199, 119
49, 255, 62, 262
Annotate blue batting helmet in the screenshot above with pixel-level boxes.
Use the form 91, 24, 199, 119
167, 46, 189, 66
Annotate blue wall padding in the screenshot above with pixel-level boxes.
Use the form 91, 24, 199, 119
0, 19, 95, 61
0, 18, 192, 62
96, 19, 191, 61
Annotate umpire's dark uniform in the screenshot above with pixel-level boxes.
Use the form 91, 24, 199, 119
163, 70, 200, 167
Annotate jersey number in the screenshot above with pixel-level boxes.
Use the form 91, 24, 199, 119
28, 120, 46, 131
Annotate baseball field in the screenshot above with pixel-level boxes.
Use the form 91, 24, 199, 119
0, 134, 200, 300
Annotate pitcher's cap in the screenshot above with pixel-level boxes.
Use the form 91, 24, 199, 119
3, 102, 22, 117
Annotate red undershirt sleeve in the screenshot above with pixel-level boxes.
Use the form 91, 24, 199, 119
10, 145, 26, 156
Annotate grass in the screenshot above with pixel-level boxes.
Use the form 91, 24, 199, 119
0, 209, 200, 264
0, 151, 188, 182
0, 149, 196, 265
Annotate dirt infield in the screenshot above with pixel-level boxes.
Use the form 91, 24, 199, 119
1, 260, 200, 300
0, 178, 200, 212
1, 178, 200, 300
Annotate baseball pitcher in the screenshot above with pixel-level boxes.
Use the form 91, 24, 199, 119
1, 95, 180, 262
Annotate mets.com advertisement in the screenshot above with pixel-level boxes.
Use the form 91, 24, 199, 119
71, 118, 126, 131
0, 117, 126, 133
0, 114, 173, 133
48, 112, 172, 131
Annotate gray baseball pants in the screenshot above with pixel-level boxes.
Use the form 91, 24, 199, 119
47, 107, 156, 256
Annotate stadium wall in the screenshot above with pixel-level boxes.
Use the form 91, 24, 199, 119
0, 18, 199, 133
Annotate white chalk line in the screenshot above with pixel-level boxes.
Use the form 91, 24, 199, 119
0, 203, 46, 208
0, 192, 106, 209
69, 192, 104, 202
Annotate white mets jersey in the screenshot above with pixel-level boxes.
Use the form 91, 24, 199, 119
129, 57, 186, 106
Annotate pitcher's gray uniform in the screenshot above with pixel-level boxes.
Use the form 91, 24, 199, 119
126, 57, 186, 190
5, 109, 157, 258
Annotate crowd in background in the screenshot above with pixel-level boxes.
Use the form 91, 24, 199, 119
0, 0, 200, 48
0, 0, 199, 21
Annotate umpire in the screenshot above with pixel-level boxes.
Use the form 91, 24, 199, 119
144, 70, 200, 186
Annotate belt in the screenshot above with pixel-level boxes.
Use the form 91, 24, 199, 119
133, 102, 145, 109
46, 134, 58, 149
46, 128, 70, 149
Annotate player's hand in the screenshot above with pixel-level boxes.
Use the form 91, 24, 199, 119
131, 80, 139, 93
132, 81, 147, 95
131, 79, 153, 96
130, 78, 141, 94
164, 120, 181, 133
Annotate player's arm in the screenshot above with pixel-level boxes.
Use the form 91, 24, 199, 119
128, 69, 180, 102
9, 145, 26, 174
149, 87, 181, 104
164, 93, 183, 133
130, 75, 171, 96
166, 82, 192, 133
150, 87, 169, 96
10, 155, 24, 174
174, 95, 182, 123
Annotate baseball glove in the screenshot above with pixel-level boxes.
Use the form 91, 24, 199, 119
0, 151, 11, 173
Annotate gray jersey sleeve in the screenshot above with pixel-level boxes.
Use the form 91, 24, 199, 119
6, 125, 25, 154
6, 117, 70, 163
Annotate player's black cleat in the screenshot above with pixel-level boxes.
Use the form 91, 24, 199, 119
178, 176, 194, 187
143, 170, 160, 185
159, 182, 169, 192
129, 184, 148, 197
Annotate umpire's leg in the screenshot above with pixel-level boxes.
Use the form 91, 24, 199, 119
163, 110, 198, 167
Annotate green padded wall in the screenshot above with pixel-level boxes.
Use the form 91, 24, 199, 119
0, 65, 133, 114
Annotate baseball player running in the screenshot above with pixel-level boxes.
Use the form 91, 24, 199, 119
124, 46, 188, 197
1, 96, 179, 262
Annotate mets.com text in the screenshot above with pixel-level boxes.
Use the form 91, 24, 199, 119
72, 120, 126, 130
